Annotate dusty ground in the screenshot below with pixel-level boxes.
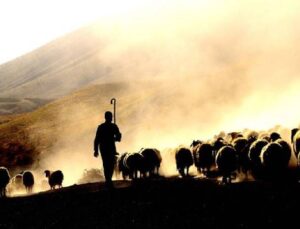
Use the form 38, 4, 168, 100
0, 177, 298, 228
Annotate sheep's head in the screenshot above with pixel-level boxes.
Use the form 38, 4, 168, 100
191, 140, 202, 147
270, 132, 281, 142
44, 170, 51, 178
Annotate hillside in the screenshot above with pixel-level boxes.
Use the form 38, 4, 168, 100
0, 178, 298, 228
0, 23, 113, 100
0, 98, 52, 115
0, 80, 182, 174
0, 78, 245, 180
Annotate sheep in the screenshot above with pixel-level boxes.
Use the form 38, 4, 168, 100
275, 139, 291, 166
0, 167, 10, 197
291, 128, 300, 159
10, 173, 23, 191
211, 137, 227, 158
249, 139, 269, 167
22, 171, 34, 193
270, 132, 281, 142
175, 147, 193, 177
260, 142, 290, 179
215, 146, 238, 184
117, 153, 131, 180
44, 170, 64, 190
260, 143, 287, 168
248, 139, 269, 179
232, 137, 251, 178
123, 152, 145, 179
140, 148, 162, 177
246, 131, 259, 143
227, 132, 243, 142
190, 140, 202, 163
192, 142, 214, 176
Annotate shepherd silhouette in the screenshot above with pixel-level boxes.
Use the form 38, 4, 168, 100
94, 111, 121, 188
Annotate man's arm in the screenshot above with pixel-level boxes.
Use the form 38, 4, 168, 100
94, 126, 100, 157
115, 125, 122, 142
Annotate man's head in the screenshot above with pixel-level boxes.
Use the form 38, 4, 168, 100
105, 111, 113, 123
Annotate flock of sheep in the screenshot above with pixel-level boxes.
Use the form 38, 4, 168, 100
0, 169, 63, 197
1, 127, 300, 198
117, 128, 300, 184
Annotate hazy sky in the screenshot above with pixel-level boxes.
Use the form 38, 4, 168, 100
0, 0, 157, 64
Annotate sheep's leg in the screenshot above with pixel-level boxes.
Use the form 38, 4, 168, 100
134, 170, 138, 179
179, 168, 184, 177
222, 176, 226, 184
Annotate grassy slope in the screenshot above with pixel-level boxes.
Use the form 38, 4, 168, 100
0, 178, 298, 228
0, 81, 170, 169
0, 98, 52, 115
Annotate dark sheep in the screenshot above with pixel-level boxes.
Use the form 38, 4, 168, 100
270, 132, 281, 142
227, 132, 243, 142
44, 170, 64, 190
190, 140, 202, 169
275, 139, 291, 166
249, 139, 269, 166
215, 146, 238, 184
22, 171, 34, 193
191, 140, 202, 161
260, 142, 290, 179
232, 137, 251, 178
0, 167, 10, 197
117, 153, 130, 180
140, 148, 162, 177
175, 147, 193, 177
191, 140, 203, 149
248, 139, 269, 179
192, 142, 214, 176
211, 137, 227, 158
124, 152, 145, 179
260, 143, 287, 168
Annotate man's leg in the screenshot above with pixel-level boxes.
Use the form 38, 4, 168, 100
102, 156, 115, 188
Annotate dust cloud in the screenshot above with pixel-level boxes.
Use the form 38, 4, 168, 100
32, 0, 300, 185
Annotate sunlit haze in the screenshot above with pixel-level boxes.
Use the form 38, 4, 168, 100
1, 0, 300, 186
0, 0, 160, 64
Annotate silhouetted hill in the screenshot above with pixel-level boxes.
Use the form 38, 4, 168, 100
0, 178, 298, 228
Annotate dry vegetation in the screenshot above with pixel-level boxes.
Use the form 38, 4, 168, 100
0, 80, 174, 172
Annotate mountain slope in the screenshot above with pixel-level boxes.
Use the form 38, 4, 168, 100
0, 76, 251, 181
0, 81, 171, 171
0, 23, 110, 99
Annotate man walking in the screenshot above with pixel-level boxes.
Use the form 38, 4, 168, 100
94, 111, 121, 187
